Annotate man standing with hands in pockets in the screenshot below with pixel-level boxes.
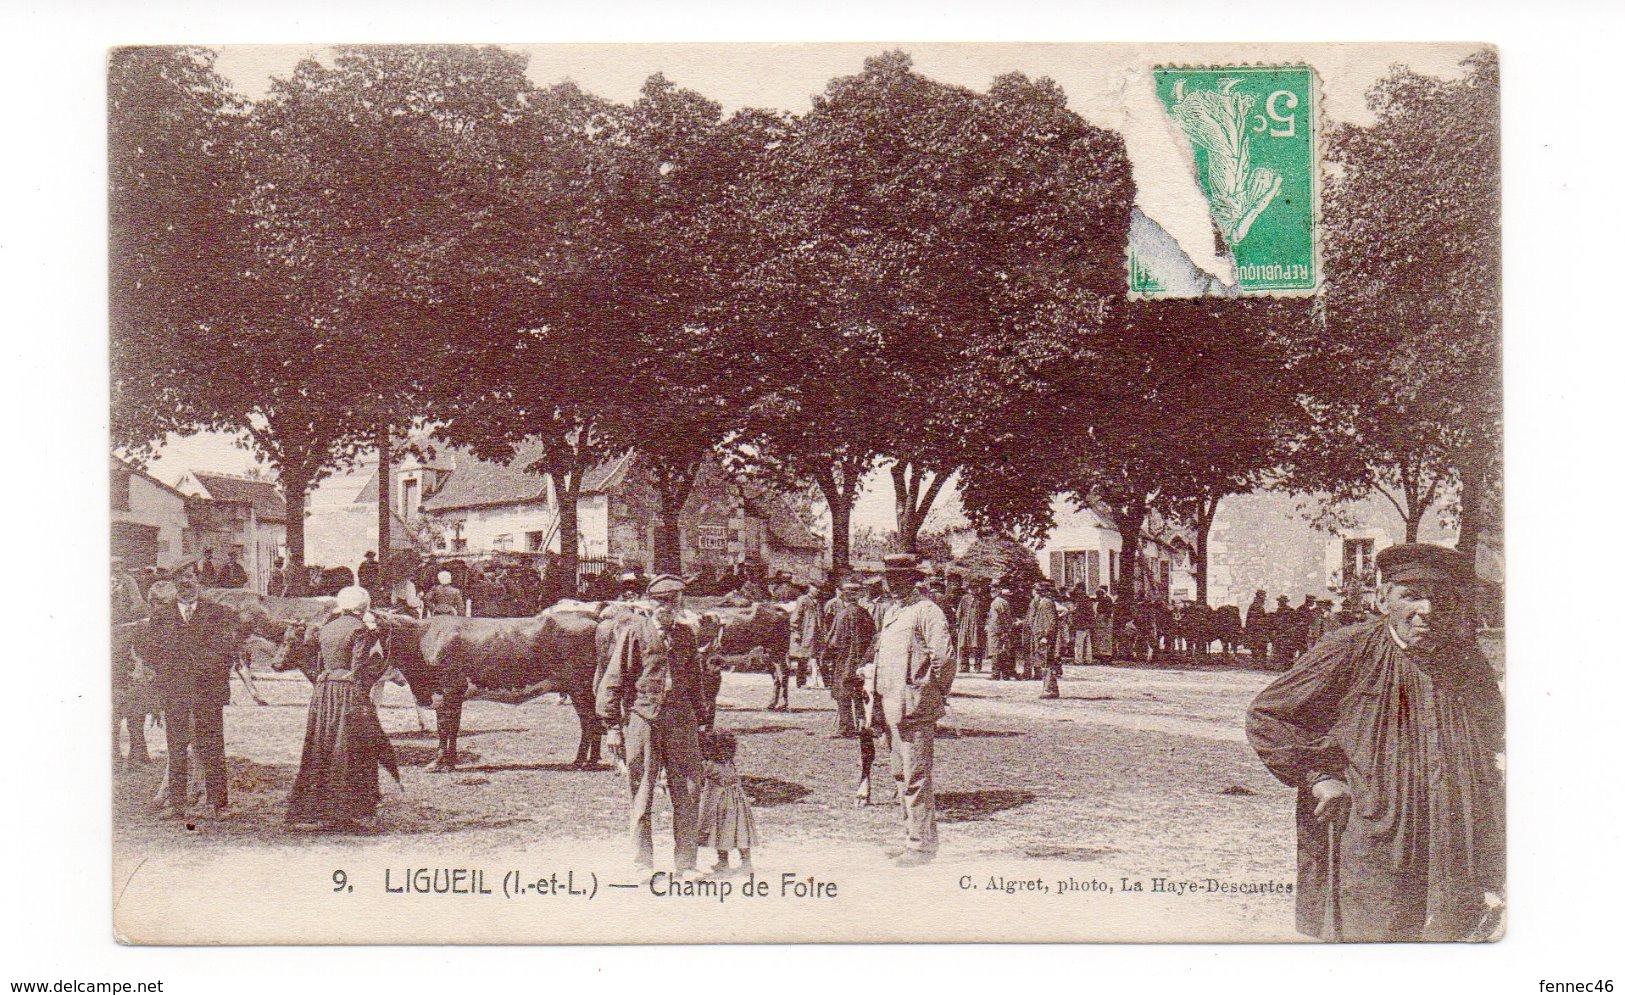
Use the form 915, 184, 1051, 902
871, 554, 954, 867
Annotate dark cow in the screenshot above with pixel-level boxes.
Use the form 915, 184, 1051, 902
414, 610, 602, 770
697, 603, 791, 710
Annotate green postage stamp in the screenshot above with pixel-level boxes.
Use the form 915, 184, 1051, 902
1131, 65, 1320, 297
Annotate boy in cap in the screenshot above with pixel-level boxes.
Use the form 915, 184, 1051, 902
1246, 543, 1503, 941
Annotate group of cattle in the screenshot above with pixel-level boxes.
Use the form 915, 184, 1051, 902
112, 588, 797, 775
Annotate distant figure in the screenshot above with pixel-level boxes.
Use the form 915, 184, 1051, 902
425, 570, 466, 617
985, 586, 1016, 681
218, 550, 249, 589
197, 550, 218, 586
1030, 581, 1061, 698
789, 581, 822, 689
956, 580, 988, 674
824, 576, 875, 739
270, 556, 290, 596
1091, 587, 1116, 661
357, 551, 381, 599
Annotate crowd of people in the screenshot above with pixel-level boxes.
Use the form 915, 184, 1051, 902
115, 541, 1499, 940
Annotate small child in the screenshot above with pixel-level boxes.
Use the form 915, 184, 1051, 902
697, 730, 757, 875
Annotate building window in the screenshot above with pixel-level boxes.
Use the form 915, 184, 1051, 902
1343, 538, 1377, 593
493, 533, 513, 551
527, 530, 548, 552
698, 524, 727, 551
451, 538, 467, 553
112, 471, 130, 512
401, 477, 418, 519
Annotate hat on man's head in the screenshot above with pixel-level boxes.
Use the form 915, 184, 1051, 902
1375, 543, 1473, 587
336, 586, 371, 613
839, 575, 865, 592
646, 574, 686, 598
882, 553, 924, 578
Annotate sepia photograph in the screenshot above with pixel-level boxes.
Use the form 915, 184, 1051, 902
101, 40, 1509, 946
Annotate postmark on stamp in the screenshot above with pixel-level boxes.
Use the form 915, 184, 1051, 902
1131, 65, 1319, 297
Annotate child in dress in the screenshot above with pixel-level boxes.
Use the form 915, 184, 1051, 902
697, 730, 757, 875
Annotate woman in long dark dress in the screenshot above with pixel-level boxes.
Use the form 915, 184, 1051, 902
287, 586, 401, 828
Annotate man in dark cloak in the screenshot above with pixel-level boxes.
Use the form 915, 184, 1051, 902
823, 576, 876, 739
1246, 543, 1504, 942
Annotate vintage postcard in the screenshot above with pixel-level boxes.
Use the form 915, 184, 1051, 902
109, 41, 1503, 945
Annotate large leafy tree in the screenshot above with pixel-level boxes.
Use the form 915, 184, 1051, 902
245, 45, 530, 586
1284, 51, 1500, 546
722, 53, 1133, 570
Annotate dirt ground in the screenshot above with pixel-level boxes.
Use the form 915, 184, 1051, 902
113, 658, 1304, 941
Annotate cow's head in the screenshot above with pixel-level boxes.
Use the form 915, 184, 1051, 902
268, 620, 314, 674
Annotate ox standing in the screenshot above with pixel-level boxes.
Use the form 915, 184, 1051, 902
598, 575, 710, 880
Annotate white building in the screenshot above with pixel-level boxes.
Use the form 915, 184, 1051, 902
1035, 495, 1194, 600
111, 457, 193, 572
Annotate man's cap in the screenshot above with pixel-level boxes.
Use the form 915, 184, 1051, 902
1376, 543, 1473, 587
646, 574, 686, 597
839, 576, 865, 591
882, 553, 924, 576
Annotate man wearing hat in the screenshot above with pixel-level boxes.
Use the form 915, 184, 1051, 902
823, 576, 876, 739
425, 569, 466, 617
1030, 581, 1061, 696
1246, 543, 1503, 941
985, 585, 1015, 681
597, 574, 709, 880
870, 554, 954, 866
956, 579, 988, 675
788, 579, 822, 691
142, 578, 241, 820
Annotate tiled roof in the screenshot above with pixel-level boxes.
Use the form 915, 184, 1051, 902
192, 472, 287, 522
419, 444, 632, 513
743, 484, 825, 551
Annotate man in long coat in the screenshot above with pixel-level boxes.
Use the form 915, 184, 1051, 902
1030, 582, 1061, 697
142, 578, 241, 819
788, 581, 821, 689
1246, 544, 1504, 941
956, 580, 988, 674
823, 577, 875, 739
598, 575, 709, 880
985, 586, 1015, 680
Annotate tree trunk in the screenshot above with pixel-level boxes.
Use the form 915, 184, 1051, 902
556, 469, 580, 596
376, 424, 391, 595
1195, 493, 1219, 607
818, 468, 855, 575
651, 463, 698, 576
1455, 452, 1484, 556
282, 465, 311, 596
1115, 500, 1148, 604
1405, 506, 1424, 544
891, 461, 948, 556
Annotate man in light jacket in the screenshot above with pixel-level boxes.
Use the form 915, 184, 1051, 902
871, 554, 953, 866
